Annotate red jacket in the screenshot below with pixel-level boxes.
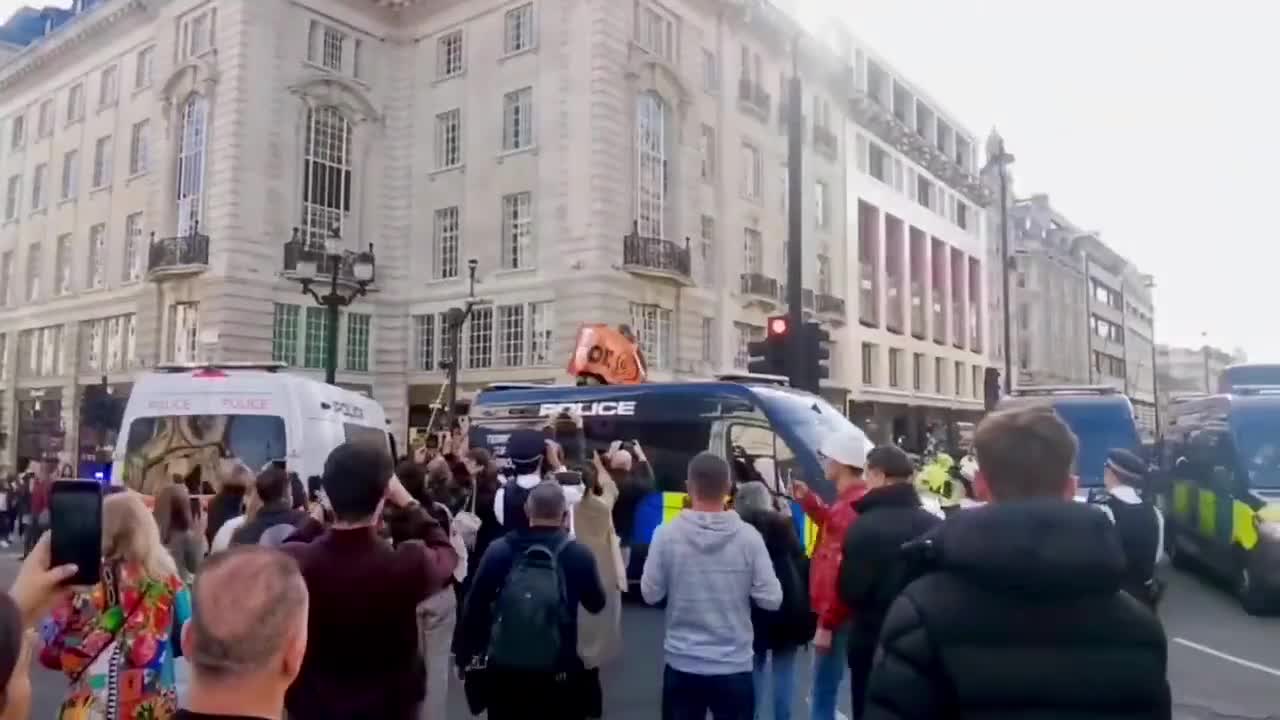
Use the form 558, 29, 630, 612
800, 483, 868, 631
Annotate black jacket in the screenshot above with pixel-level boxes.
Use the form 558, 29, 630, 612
612, 461, 655, 546
863, 499, 1171, 720
740, 508, 814, 652
457, 526, 606, 673
206, 487, 247, 544
230, 502, 308, 546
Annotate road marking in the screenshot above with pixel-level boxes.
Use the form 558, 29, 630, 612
1172, 637, 1280, 679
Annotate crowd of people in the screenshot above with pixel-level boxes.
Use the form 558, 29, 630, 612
0, 403, 1173, 720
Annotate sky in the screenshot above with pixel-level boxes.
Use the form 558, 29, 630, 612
4, 1, 1275, 358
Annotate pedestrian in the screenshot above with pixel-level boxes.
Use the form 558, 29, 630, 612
460, 447, 503, 570
40, 492, 190, 719
22, 460, 53, 558
206, 461, 251, 544
835, 445, 941, 717
575, 452, 627, 719
1093, 448, 1165, 609
734, 481, 813, 720
0, 474, 12, 547
176, 545, 309, 720
280, 442, 458, 720
493, 428, 553, 532
607, 440, 656, 571
861, 406, 1171, 719
14, 459, 33, 548
0, 533, 78, 720
231, 467, 309, 547
154, 482, 209, 580
642, 452, 782, 720
458, 481, 606, 720
791, 429, 871, 720
209, 483, 262, 554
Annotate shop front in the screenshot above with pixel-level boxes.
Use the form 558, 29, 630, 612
16, 387, 65, 465
76, 382, 133, 480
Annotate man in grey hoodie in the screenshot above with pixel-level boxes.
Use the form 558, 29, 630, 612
642, 452, 783, 720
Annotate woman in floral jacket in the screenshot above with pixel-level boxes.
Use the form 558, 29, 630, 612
40, 491, 188, 720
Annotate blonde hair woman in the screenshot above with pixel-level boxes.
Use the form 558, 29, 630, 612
40, 492, 190, 719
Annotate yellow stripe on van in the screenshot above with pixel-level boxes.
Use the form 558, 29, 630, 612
1233, 500, 1259, 550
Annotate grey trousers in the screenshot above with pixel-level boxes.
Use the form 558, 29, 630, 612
418, 588, 458, 720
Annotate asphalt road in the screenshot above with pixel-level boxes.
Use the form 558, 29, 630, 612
5, 553, 1277, 720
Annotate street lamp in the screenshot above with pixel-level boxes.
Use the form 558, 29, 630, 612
442, 259, 481, 428
984, 130, 1015, 395
284, 227, 376, 385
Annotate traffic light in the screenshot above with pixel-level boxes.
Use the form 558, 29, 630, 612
747, 316, 790, 376
805, 322, 831, 388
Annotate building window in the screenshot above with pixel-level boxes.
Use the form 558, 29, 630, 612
498, 304, 525, 367
30, 163, 46, 211
433, 206, 460, 280
743, 228, 762, 274
635, 4, 676, 62
935, 357, 945, 394
128, 120, 150, 176
55, 234, 71, 295
500, 192, 533, 270
271, 304, 299, 365
320, 24, 345, 71
817, 254, 831, 295
740, 141, 761, 200
815, 179, 830, 229
61, 150, 78, 200
84, 318, 104, 371
125, 315, 137, 368
98, 65, 118, 108
701, 317, 714, 363
345, 313, 370, 371
630, 303, 673, 369
438, 312, 456, 368
300, 106, 353, 245
412, 314, 435, 371
528, 301, 554, 365
734, 322, 759, 369
636, 93, 666, 238
180, 7, 217, 60
699, 215, 715, 286
303, 306, 330, 369
4, 175, 19, 220
87, 223, 106, 289
135, 46, 154, 89
889, 348, 902, 388
169, 302, 199, 363
66, 83, 84, 124
92, 135, 112, 188
702, 48, 718, 92
467, 306, 494, 369
36, 100, 52, 139
106, 316, 127, 372
698, 123, 715, 183
0, 252, 12, 306
435, 109, 462, 169
954, 361, 965, 396
123, 213, 143, 282
24, 244, 39, 302
40, 325, 64, 377
502, 87, 533, 151
972, 366, 981, 399
176, 95, 208, 236
913, 352, 924, 390
504, 3, 534, 54
861, 343, 874, 385
9, 115, 23, 150
438, 29, 464, 78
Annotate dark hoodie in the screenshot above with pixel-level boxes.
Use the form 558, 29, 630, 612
862, 499, 1171, 720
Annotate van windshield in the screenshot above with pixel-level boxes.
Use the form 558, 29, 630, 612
1232, 408, 1280, 489
750, 387, 865, 458
121, 414, 287, 494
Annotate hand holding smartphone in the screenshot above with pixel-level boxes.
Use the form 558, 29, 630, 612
49, 480, 104, 588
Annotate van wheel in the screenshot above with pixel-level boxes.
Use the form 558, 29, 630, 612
1236, 564, 1269, 615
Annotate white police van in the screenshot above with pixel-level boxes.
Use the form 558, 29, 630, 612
112, 362, 391, 494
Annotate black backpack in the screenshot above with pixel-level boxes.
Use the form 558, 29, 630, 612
487, 536, 571, 672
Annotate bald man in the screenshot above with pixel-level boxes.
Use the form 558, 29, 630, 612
178, 546, 309, 720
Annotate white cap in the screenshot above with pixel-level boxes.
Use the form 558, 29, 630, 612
819, 429, 869, 470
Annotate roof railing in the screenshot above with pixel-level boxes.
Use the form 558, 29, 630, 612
1009, 384, 1119, 397
715, 373, 791, 387
153, 361, 287, 373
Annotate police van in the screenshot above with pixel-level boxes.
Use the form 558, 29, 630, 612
1161, 375, 1280, 614
995, 385, 1142, 495
468, 376, 864, 579
112, 362, 392, 495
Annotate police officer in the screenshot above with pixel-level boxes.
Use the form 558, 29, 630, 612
1093, 448, 1165, 609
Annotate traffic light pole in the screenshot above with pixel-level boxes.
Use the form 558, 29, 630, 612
785, 43, 806, 391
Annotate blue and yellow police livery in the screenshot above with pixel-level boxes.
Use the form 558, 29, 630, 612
468, 379, 855, 578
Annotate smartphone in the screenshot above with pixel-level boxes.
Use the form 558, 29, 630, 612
50, 480, 104, 587
553, 470, 583, 486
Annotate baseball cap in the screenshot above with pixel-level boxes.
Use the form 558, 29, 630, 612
819, 429, 869, 470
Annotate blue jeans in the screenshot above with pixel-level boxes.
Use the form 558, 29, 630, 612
662, 665, 755, 720
810, 627, 851, 720
753, 648, 799, 720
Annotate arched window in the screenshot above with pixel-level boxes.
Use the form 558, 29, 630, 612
175, 94, 208, 236
300, 106, 354, 245
635, 92, 666, 239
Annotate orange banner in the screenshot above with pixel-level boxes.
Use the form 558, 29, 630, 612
567, 324, 647, 385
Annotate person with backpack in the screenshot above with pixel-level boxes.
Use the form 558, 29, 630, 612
493, 429, 552, 532
734, 481, 813, 720
231, 467, 309, 547
458, 481, 606, 720
835, 445, 942, 717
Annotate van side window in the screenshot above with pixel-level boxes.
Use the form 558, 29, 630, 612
728, 424, 801, 493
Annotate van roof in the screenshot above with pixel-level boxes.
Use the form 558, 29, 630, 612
472, 380, 814, 406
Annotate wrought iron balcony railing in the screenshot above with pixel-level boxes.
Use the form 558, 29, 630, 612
622, 223, 692, 282
147, 226, 210, 278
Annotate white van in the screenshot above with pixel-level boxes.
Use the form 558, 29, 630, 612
111, 362, 392, 494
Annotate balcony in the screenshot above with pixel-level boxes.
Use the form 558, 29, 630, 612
910, 282, 926, 339
932, 289, 946, 344
813, 124, 838, 158
817, 293, 846, 323
281, 238, 376, 289
147, 228, 209, 279
622, 223, 692, 284
739, 272, 780, 308
859, 264, 877, 327
737, 77, 771, 122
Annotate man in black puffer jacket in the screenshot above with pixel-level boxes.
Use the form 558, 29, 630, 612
837, 445, 942, 716
862, 406, 1171, 720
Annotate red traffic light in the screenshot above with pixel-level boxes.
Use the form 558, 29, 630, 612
767, 316, 790, 337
